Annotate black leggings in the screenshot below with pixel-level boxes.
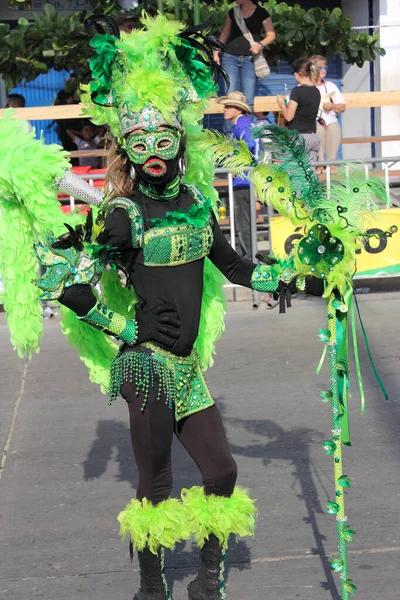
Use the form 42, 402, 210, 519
121, 382, 238, 505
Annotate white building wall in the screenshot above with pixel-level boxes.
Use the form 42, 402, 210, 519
378, 0, 400, 160
342, 0, 400, 162
341, 0, 373, 160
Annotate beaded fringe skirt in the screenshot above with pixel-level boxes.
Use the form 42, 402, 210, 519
109, 342, 214, 420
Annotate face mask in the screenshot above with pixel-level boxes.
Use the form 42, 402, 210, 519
124, 128, 181, 174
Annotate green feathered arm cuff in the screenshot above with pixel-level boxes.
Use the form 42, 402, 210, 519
79, 301, 138, 345
33, 233, 106, 301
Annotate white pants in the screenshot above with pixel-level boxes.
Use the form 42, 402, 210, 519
302, 132, 321, 165
317, 121, 341, 161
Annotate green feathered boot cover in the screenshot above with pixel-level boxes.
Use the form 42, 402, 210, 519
182, 486, 256, 599
118, 496, 191, 600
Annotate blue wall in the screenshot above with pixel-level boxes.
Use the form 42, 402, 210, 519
12, 68, 71, 144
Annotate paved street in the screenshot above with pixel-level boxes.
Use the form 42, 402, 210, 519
0, 292, 399, 600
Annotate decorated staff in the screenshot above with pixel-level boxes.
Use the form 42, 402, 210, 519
206, 124, 393, 598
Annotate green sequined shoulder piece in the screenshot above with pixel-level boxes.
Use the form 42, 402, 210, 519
101, 196, 143, 248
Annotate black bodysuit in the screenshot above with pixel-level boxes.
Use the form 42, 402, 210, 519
60, 187, 255, 356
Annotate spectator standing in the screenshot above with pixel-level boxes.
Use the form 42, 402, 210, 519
310, 55, 346, 173
5, 93, 26, 109
53, 73, 80, 165
66, 121, 104, 168
277, 58, 321, 164
214, 0, 275, 124
5, 94, 33, 132
217, 91, 258, 260
116, 14, 139, 33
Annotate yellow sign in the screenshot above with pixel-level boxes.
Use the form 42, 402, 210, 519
270, 208, 400, 278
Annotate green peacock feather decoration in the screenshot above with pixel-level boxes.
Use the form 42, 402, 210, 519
202, 122, 394, 599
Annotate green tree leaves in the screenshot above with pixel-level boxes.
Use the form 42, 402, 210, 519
2, 0, 385, 90
262, 0, 385, 69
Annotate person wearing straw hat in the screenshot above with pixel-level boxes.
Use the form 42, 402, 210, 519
218, 91, 258, 260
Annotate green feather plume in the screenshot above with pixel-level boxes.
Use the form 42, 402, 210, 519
181, 485, 257, 549
252, 124, 322, 210
85, 14, 216, 141
321, 167, 390, 232
149, 196, 213, 229
198, 130, 253, 178
250, 162, 305, 224
194, 258, 226, 371
59, 306, 117, 394
100, 268, 137, 319
118, 496, 191, 554
0, 111, 70, 357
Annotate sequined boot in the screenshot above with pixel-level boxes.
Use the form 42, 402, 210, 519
187, 534, 226, 600
133, 547, 171, 600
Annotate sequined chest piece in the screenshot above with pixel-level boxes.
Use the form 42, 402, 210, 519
143, 188, 214, 267
143, 221, 213, 267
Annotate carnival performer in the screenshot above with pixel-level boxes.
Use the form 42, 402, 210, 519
0, 14, 310, 600
0, 10, 391, 600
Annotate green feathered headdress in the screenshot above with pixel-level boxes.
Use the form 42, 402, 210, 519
82, 13, 224, 141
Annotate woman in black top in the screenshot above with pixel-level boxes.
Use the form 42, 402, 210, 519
277, 58, 321, 164
214, 0, 275, 117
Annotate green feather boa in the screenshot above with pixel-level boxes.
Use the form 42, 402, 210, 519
0, 111, 70, 357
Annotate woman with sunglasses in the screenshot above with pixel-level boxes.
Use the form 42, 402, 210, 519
310, 55, 346, 174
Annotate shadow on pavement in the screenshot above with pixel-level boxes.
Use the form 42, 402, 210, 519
82, 419, 138, 487
217, 399, 341, 600
81, 399, 345, 598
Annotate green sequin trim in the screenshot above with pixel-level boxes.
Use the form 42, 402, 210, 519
34, 234, 104, 301
101, 196, 143, 248
120, 320, 138, 345
219, 550, 227, 600
79, 301, 138, 344
144, 187, 214, 267
159, 548, 172, 600
251, 264, 279, 293
139, 175, 180, 200
109, 342, 214, 419
143, 222, 213, 266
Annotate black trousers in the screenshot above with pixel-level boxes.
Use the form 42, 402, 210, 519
233, 187, 252, 261
121, 382, 238, 505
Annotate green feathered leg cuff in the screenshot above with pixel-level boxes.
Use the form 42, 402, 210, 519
78, 301, 138, 345
117, 497, 191, 555
181, 486, 257, 549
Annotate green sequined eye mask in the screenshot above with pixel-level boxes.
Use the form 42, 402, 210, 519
124, 129, 181, 164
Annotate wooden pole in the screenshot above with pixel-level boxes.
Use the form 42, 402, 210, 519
1, 91, 400, 121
